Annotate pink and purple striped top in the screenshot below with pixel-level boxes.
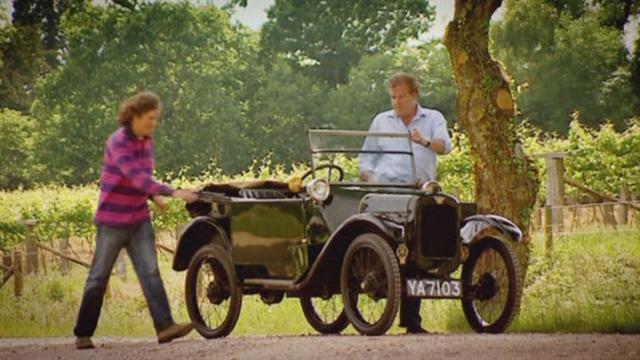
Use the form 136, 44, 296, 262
94, 127, 175, 226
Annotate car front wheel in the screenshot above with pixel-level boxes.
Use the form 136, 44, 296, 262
461, 237, 522, 333
340, 233, 400, 336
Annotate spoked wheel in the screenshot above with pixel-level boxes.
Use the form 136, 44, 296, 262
340, 233, 400, 336
461, 238, 522, 333
300, 294, 349, 334
185, 244, 242, 338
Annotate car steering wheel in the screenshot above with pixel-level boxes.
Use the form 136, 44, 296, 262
301, 164, 344, 182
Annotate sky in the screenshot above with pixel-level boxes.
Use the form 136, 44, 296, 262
0, 0, 637, 51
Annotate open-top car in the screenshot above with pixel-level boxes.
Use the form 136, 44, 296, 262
174, 129, 524, 337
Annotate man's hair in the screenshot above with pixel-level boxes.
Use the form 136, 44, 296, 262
118, 91, 161, 126
387, 72, 420, 95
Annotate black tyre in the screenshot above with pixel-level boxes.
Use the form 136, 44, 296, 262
461, 237, 522, 333
300, 294, 349, 334
340, 233, 401, 336
185, 244, 242, 338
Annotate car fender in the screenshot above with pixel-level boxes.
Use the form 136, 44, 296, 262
460, 214, 522, 244
299, 212, 398, 289
330, 212, 397, 244
172, 216, 231, 271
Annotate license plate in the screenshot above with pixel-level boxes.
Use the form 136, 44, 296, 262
406, 278, 462, 298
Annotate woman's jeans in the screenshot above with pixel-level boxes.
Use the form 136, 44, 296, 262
74, 220, 173, 337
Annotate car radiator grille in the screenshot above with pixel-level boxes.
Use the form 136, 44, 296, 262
418, 203, 458, 258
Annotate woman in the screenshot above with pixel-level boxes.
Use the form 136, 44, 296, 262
74, 91, 199, 349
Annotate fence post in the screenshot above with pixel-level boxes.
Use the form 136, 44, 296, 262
13, 250, 23, 297
2, 250, 11, 274
19, 219, 39, 274
602, 202, 616, 228
58, 238, 70, 275
544, 205, 553, 259
546, 153, 565, 234
618, 185, 629, 226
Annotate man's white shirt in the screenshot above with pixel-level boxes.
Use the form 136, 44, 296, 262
359, 105, 452, 184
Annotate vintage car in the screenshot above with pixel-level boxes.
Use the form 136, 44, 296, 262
173, 129, 523, 337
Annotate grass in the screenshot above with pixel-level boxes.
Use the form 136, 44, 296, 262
0, 229, 639, 337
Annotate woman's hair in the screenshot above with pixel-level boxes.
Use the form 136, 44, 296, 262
117, 91, 161, 126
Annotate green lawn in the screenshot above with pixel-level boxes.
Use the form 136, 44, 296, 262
1, 229, 638, 337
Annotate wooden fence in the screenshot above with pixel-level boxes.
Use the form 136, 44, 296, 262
0, 221, 178, 297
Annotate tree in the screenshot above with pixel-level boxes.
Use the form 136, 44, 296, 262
244, 59, 330, 166
0, 9, 46, 112
0, 109, 40, 189
492, 0, 639, 133
444, 0, 540, 272
258, 0, 435, 86
11, 0, 78, 68
593, 0, 639, 31
31, 2, 260, 184
324, 42, 457, 131
631, 22, 640, 112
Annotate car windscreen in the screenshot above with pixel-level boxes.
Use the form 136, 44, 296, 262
307, 129, 418, 186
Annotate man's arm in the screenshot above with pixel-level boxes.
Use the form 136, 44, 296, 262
411, 133, 447, 154
410, 112, 452, 155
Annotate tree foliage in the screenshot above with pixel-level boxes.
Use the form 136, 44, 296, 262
0, 0, 638, 190
32, 2, 260, 183
0, 17, 46, 111
0, 109, 40, 189
259, 0, 435, 85
492, 0, 639, 133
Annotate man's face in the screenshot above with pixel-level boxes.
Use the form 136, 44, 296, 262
389, 83, 417, 119
132, 109, 160, 137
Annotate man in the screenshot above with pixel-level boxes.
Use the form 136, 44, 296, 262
359, 72, 452, 333
74, 91, 199, 349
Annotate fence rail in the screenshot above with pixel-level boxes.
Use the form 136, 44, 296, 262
0, 221, 180, 297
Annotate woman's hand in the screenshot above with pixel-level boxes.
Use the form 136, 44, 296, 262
173, 189, 199, 203
151, 195, 168, 212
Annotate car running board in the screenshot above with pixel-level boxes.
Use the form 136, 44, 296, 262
243, 278, 299, 291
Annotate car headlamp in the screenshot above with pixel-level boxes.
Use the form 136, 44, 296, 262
306, 178, 330, 202
421, 180, 442, 194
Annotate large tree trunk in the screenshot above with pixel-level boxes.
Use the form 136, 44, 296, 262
443, 0, 539, 274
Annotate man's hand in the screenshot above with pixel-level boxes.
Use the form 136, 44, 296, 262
173, 189, 199, 203
151, 195, 168, 212
411, 129, 447, 154
359, 171, 374, 182
410, 129, 430, 147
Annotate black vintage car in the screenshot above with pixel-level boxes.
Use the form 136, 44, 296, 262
173, 129, 523, 337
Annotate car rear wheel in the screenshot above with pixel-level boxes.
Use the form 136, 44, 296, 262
461, 237, 521, 333
300, 294, 349, 334
340, 233, 400, 336
185, 244, 242, 338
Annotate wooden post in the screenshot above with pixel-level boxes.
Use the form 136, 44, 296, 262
13, 250, 23, 297
58, 238, 70, 274
19, 219, 39, 274
40, 245, 47, 275
618, 186, 629, 226
544, 205, 553, 259
2, 250, 11, 274
603, 202, 617, 228
545, 154, 565, 234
